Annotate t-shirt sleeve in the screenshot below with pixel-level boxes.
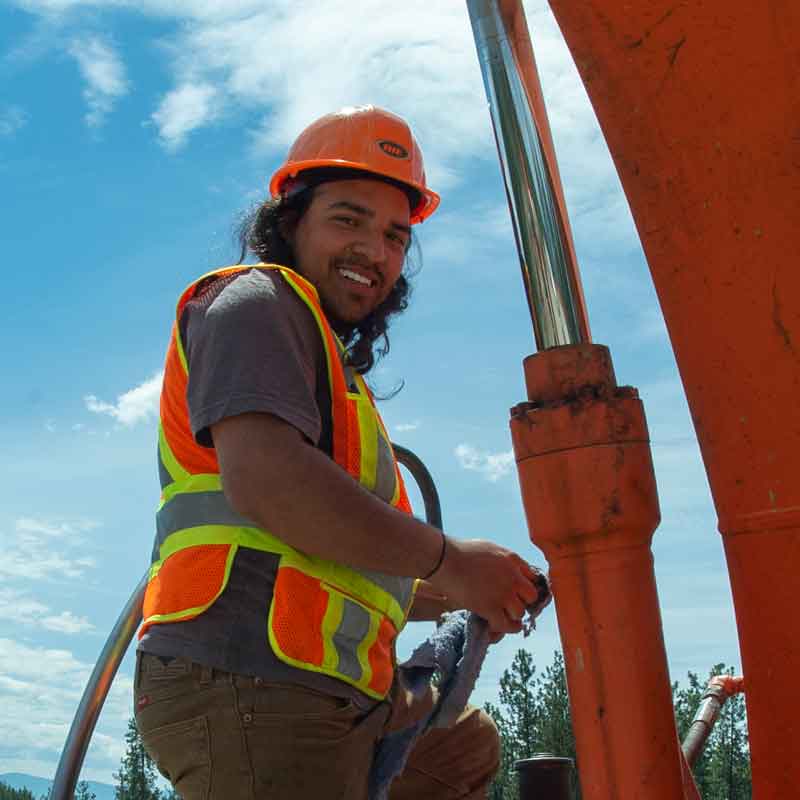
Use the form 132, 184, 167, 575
182, 268, 324, 448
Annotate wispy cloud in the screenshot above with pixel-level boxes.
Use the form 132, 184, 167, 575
0, 105, 29, 137
85, 371, 162, 426
68, 35, 129, 128
0, 518, 98, 581
151, 82, 220, 150
455, 443, 515, 482
0, 588, 94, 634
0, 637, 131, 775
9, 0, 609, 205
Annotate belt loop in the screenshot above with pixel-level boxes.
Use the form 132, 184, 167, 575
199, 664, 213, 686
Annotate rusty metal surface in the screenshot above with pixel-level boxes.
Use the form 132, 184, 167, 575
545, 2, 800, 793
511, 344, 691, 798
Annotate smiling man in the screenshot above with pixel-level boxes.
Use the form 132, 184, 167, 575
133, 106, 540, 800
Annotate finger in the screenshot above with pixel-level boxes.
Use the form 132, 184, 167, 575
505, 600, 525, 624
515, 574, 539, 605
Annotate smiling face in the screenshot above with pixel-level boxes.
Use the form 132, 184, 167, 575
286, 178, 412, 324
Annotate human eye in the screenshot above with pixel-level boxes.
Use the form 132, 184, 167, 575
386, 230, 407, 249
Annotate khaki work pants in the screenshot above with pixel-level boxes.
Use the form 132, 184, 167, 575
134, 653, 500, 800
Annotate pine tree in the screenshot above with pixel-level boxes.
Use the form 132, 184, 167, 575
486, 650, 579, 800
114, 717, 162, 800
74, 782, 96, 800
0, 781, 36, 800
487, 651, 752, 799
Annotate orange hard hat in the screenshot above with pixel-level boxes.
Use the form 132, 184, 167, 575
269, 105, 440, 224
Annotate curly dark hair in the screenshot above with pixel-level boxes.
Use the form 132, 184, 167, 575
236, 177, 420, 377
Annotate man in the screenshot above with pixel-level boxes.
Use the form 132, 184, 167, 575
134, 105, 540, 799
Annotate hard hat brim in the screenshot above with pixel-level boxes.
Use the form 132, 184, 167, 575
269, 159, 440, 224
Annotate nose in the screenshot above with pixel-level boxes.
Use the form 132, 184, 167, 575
351, 230, 386, 266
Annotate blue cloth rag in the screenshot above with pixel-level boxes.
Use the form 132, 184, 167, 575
368, 610, 488, 800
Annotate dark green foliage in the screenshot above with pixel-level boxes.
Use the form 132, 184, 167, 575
0, 780, 36, 800
485, 650, 579, 800
487, 651, 751, 800
74, 782, 96, 800
113, 718, 162, 800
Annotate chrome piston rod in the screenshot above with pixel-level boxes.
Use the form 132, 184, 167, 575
467, 0, 590, 350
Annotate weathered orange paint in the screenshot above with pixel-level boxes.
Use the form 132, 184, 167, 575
511, 344, 694, 799
544, 2, 800, 794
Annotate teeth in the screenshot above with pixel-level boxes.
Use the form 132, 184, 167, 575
338, 268, 373, 286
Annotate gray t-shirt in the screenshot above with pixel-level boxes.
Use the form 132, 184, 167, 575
139, 267, 390, 707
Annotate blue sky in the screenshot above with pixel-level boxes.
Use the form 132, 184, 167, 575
1, 0, 740, 785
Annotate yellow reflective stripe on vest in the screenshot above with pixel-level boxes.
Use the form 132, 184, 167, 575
158, 473, 223, 508
320, 589, 344, 673
351, 393, 379, 491
158, 422, 191, 486
282, 271, 338, 399
152, 524, 293, 569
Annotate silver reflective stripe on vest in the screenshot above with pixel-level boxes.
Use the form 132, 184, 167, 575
332, 599, 371, 683
156, 491, 253, 551
374, 434, 397, 504
359, 569, 415, 614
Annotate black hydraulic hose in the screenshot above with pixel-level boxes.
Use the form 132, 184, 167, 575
392, 443, 443, 531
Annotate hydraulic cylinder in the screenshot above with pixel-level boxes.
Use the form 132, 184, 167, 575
511, 343, 690, 799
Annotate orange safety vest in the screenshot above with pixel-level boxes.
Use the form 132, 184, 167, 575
140, 264, 417, 699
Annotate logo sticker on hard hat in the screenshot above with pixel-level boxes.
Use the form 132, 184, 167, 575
378, 140, 409, 159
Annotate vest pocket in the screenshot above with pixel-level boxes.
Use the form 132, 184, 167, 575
142, 543, 237, 631
268, 562, 399, 700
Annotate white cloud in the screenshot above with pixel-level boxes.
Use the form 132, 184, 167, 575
0, 637, 135, 780
85, 371, 163, 427
151, 82, 220, 150
0, 105, 29, 136
41, 610, 95, 634
10, 0, 613, 212
68, 35, 129, 127
0, 588, 94, 633
0, 518, 99, 581
455, 443, 515, 482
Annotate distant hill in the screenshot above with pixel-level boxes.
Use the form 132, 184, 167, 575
0, 774, 115, 800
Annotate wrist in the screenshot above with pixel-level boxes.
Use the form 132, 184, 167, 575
422, 530, 447, 580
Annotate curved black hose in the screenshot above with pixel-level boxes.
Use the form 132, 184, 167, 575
392, 443, 443, 531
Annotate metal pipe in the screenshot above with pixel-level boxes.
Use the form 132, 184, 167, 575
515, 754, 574, 800
52, 447, 442, 799
466, 0, 591, 350
682, 675, 745, 768
51, 572, 147, 800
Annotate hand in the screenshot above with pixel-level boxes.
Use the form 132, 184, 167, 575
428, 538, 542, 634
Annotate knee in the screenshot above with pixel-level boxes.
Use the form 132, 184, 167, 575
470, 708, 502, 777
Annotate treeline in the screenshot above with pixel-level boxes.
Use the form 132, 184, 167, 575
0, 781, 95, 800
485, 650, 751, 799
